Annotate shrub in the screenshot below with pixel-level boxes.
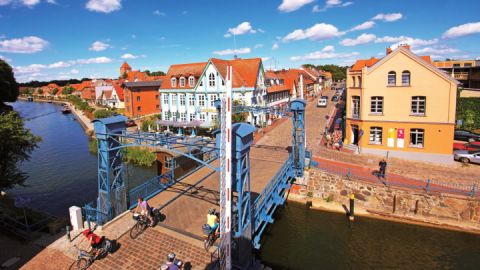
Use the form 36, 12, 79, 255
123, 147, 156, 167
94, 109, 114, 119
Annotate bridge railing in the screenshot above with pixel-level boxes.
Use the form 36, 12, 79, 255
311, 160, 479, 198
128, 171, 174, 208
82, 201, 109, 226
252, 154, 294, 248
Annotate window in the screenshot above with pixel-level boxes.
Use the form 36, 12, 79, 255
180, 77, 186, 87
155, 94, 159, 100
189, 95, 195, 106
198, 95, 205, 106
189, 76, 195, 87
369, 127, 383, 144
410, 129, 424, 147
352, 76, 356, 88
411, 96, 426, 115
172, 112, 177, 121
211, 114, 217, 123
179, 94, 185, 106
163, 94, 169, 105
171, 78, 177, 87
209, 73, 215, 87
210, 94, 217, 107
171, 94, 177, 105
189, 113, 196, 121
136, 96, 140, 102
464, 63, 472, 67
156, 104, 160, 109
165, 156, 175, 169
221, 80, 225, 86
199, 113, 206, 121
388, 71, 396, 86
199, 80, 203, 86
180, 112, 186, 121
137, 106, 141, 112
370, 96, 384, 114
358, 76, 362, 88
402, 71, 411, 86
453, 63, 460, 67
352, 96, 360, 118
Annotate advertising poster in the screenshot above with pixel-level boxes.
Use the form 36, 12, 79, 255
397, 128, 405, 148
387, 128, 395, 147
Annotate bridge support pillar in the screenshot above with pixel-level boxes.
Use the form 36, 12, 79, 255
92, 116, 128, 224
290, 100, 306, 177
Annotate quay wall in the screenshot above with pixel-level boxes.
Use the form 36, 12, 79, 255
291, 168, 480, 231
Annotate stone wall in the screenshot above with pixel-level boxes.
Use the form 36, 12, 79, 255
300, 168, 480, 229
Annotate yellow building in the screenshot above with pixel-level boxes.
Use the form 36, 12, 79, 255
345, 45, 459, 164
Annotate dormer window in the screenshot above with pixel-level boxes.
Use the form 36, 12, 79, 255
209, 73, 215, 87
180, 77, 186, 87
171, 78, 177, 87
189, 76, 195, 87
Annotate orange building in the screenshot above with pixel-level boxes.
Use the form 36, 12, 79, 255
123, 80, 163, 118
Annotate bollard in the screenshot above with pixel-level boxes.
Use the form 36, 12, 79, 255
66, 225, 71, 242
349, 193, 355, 221
425, 179, 431, 193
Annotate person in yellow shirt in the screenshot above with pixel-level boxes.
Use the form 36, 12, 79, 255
206, 208, 219, 236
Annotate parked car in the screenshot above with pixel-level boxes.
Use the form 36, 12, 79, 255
453, 141, 480, 151
317, 97, 328, 108
126, 119, 137, 127
454, 150, 480, 164
454, 129, 480, 142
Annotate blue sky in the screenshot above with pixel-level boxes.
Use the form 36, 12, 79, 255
1, 0, 480, 82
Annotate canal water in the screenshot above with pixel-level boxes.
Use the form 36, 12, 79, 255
8, 101, 156, 217
259, 203, 480, 270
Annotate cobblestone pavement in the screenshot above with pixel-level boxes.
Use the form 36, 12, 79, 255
255, 89, 480, 185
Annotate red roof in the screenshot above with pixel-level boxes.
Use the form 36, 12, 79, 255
420, 56, 432, 64
121, 62, 131, 70
266, 69, 315, 95
351, 57, 380, 71
211, 58, 262, 88
113, 83, 124, 101
162, 62, 208, 89
126, 70, 148, 82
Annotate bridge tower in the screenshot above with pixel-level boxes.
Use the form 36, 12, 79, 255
92, 116, 128, 224
290, 99, 306, 177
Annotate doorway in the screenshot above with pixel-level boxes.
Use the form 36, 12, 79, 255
351, 125, 359, 145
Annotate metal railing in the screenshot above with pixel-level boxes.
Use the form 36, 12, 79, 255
311, 160, 479, 198
128, 171, 174, 208
82, 202, 109, 226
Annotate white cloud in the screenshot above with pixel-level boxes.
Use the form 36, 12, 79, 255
224, 22, 257, 38
312, 0, 353, 12
442, 22, 480, 39
86, 0, 121, 13
20, 0, 40, 7
372, 13, 403, 22
48, 61, 71, 68
0, 0, 12, 6
272, 43, 279, 50
283, 23, 344, 42
350, 21, 375, 31
0, 36, 48, 53
153, 10, 166, 16
340, 33, 376, 46
254, 44, 264, 49
278, 0, 315, 12
290, 46, 359, 61
75, 57, 112, 64
46, 0, 57, 3
121, 53, 145, 59
412, 46, 460, 55
374, 36, 438, 49
89, 41, 111, 51
261, 57, 271, 62
213, 47, 251, 56
0, 55, 11, 62
70, 69, 79, 74
13, 64, 46, 74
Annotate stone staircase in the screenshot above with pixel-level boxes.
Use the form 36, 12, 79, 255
343, 144, 359, 154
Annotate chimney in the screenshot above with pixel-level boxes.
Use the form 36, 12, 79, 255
399, 44, 411, 50
386, 47, 393, 55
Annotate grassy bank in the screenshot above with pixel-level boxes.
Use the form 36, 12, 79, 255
88, 139, 156, 167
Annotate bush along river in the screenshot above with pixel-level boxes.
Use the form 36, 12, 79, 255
8, 101, 156, 217
259, 202, 480, 270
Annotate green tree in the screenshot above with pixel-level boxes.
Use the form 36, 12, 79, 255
38, 89, 44, 95
62, 86, 74, 95
52, 88, 59, 95
0, 112, 42, 189
93, 109, 113, 119
463, 109, 476, 130
303, 64, 348, 81
0, 59, 19, 105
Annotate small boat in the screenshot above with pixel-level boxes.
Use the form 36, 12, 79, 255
27, 97, 33, 102
47, 100, 53, 103
62, 106, 71, 114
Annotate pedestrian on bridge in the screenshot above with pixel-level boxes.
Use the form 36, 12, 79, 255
378, 159, 387, 179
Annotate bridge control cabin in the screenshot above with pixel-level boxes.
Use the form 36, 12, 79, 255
155, 147, 204, 181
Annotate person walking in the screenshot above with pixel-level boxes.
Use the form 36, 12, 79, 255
378, 158, 387, 179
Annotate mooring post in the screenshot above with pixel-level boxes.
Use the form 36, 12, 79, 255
349, 193, 355, 221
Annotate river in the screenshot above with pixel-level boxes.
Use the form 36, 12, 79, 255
259, 203, 480, 270
8, 101, 156, 217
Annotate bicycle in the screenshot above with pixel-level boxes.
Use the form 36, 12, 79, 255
202, 225, 218, 252
130, 213, 149, 239
69, 245, 106, 270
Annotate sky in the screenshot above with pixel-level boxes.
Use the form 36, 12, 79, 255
1, 0, 480, 83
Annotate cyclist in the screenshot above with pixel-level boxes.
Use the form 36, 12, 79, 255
165, 252, 180, 270
206, 208, 219, 237
134, 197, 153, 226
78, 229, 103, 258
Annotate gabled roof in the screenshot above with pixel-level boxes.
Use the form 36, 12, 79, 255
102, 90, 113, 100
211, 58, 262, 88
121, 62, 131, 70
351, 57, 380, 71
126, 70, 148, 82
113, 83, 124, 101
265, 69, 315, 95
124, 81, 163, 88
162, 62, 208, 89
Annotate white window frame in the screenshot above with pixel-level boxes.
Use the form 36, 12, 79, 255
402, 71, 411, 86
179, 94, 185, 106
189, 113, 196, 121
410, 128, 424, 148
411, 96, 426, 115
352, 96, 360, 118
171, 94, 177, 105
179, 77, 186, 87
199, 113, 206, 121
210, 94, 217, 107
163, 94, 168, 105
369, 127, 383, 145
211, 114, 217, 123
198, 94, 205, 106
171, 78, 177, 87
180, 112, 186, 122
188, 95, 195, 106
189, 76, 195, 87
370, 96, 383, 114
209, 73, 215, 87
388, 71, 396, 86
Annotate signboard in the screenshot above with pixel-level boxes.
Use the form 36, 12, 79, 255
201, 108, 217, 113
396, 128, 405, 148
387, 128, 395, 148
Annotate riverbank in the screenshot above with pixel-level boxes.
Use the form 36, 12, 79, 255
288, 167, 480, 235
18, 97, 93, 132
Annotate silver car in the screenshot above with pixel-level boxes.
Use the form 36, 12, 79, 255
453, 150, 480, 164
